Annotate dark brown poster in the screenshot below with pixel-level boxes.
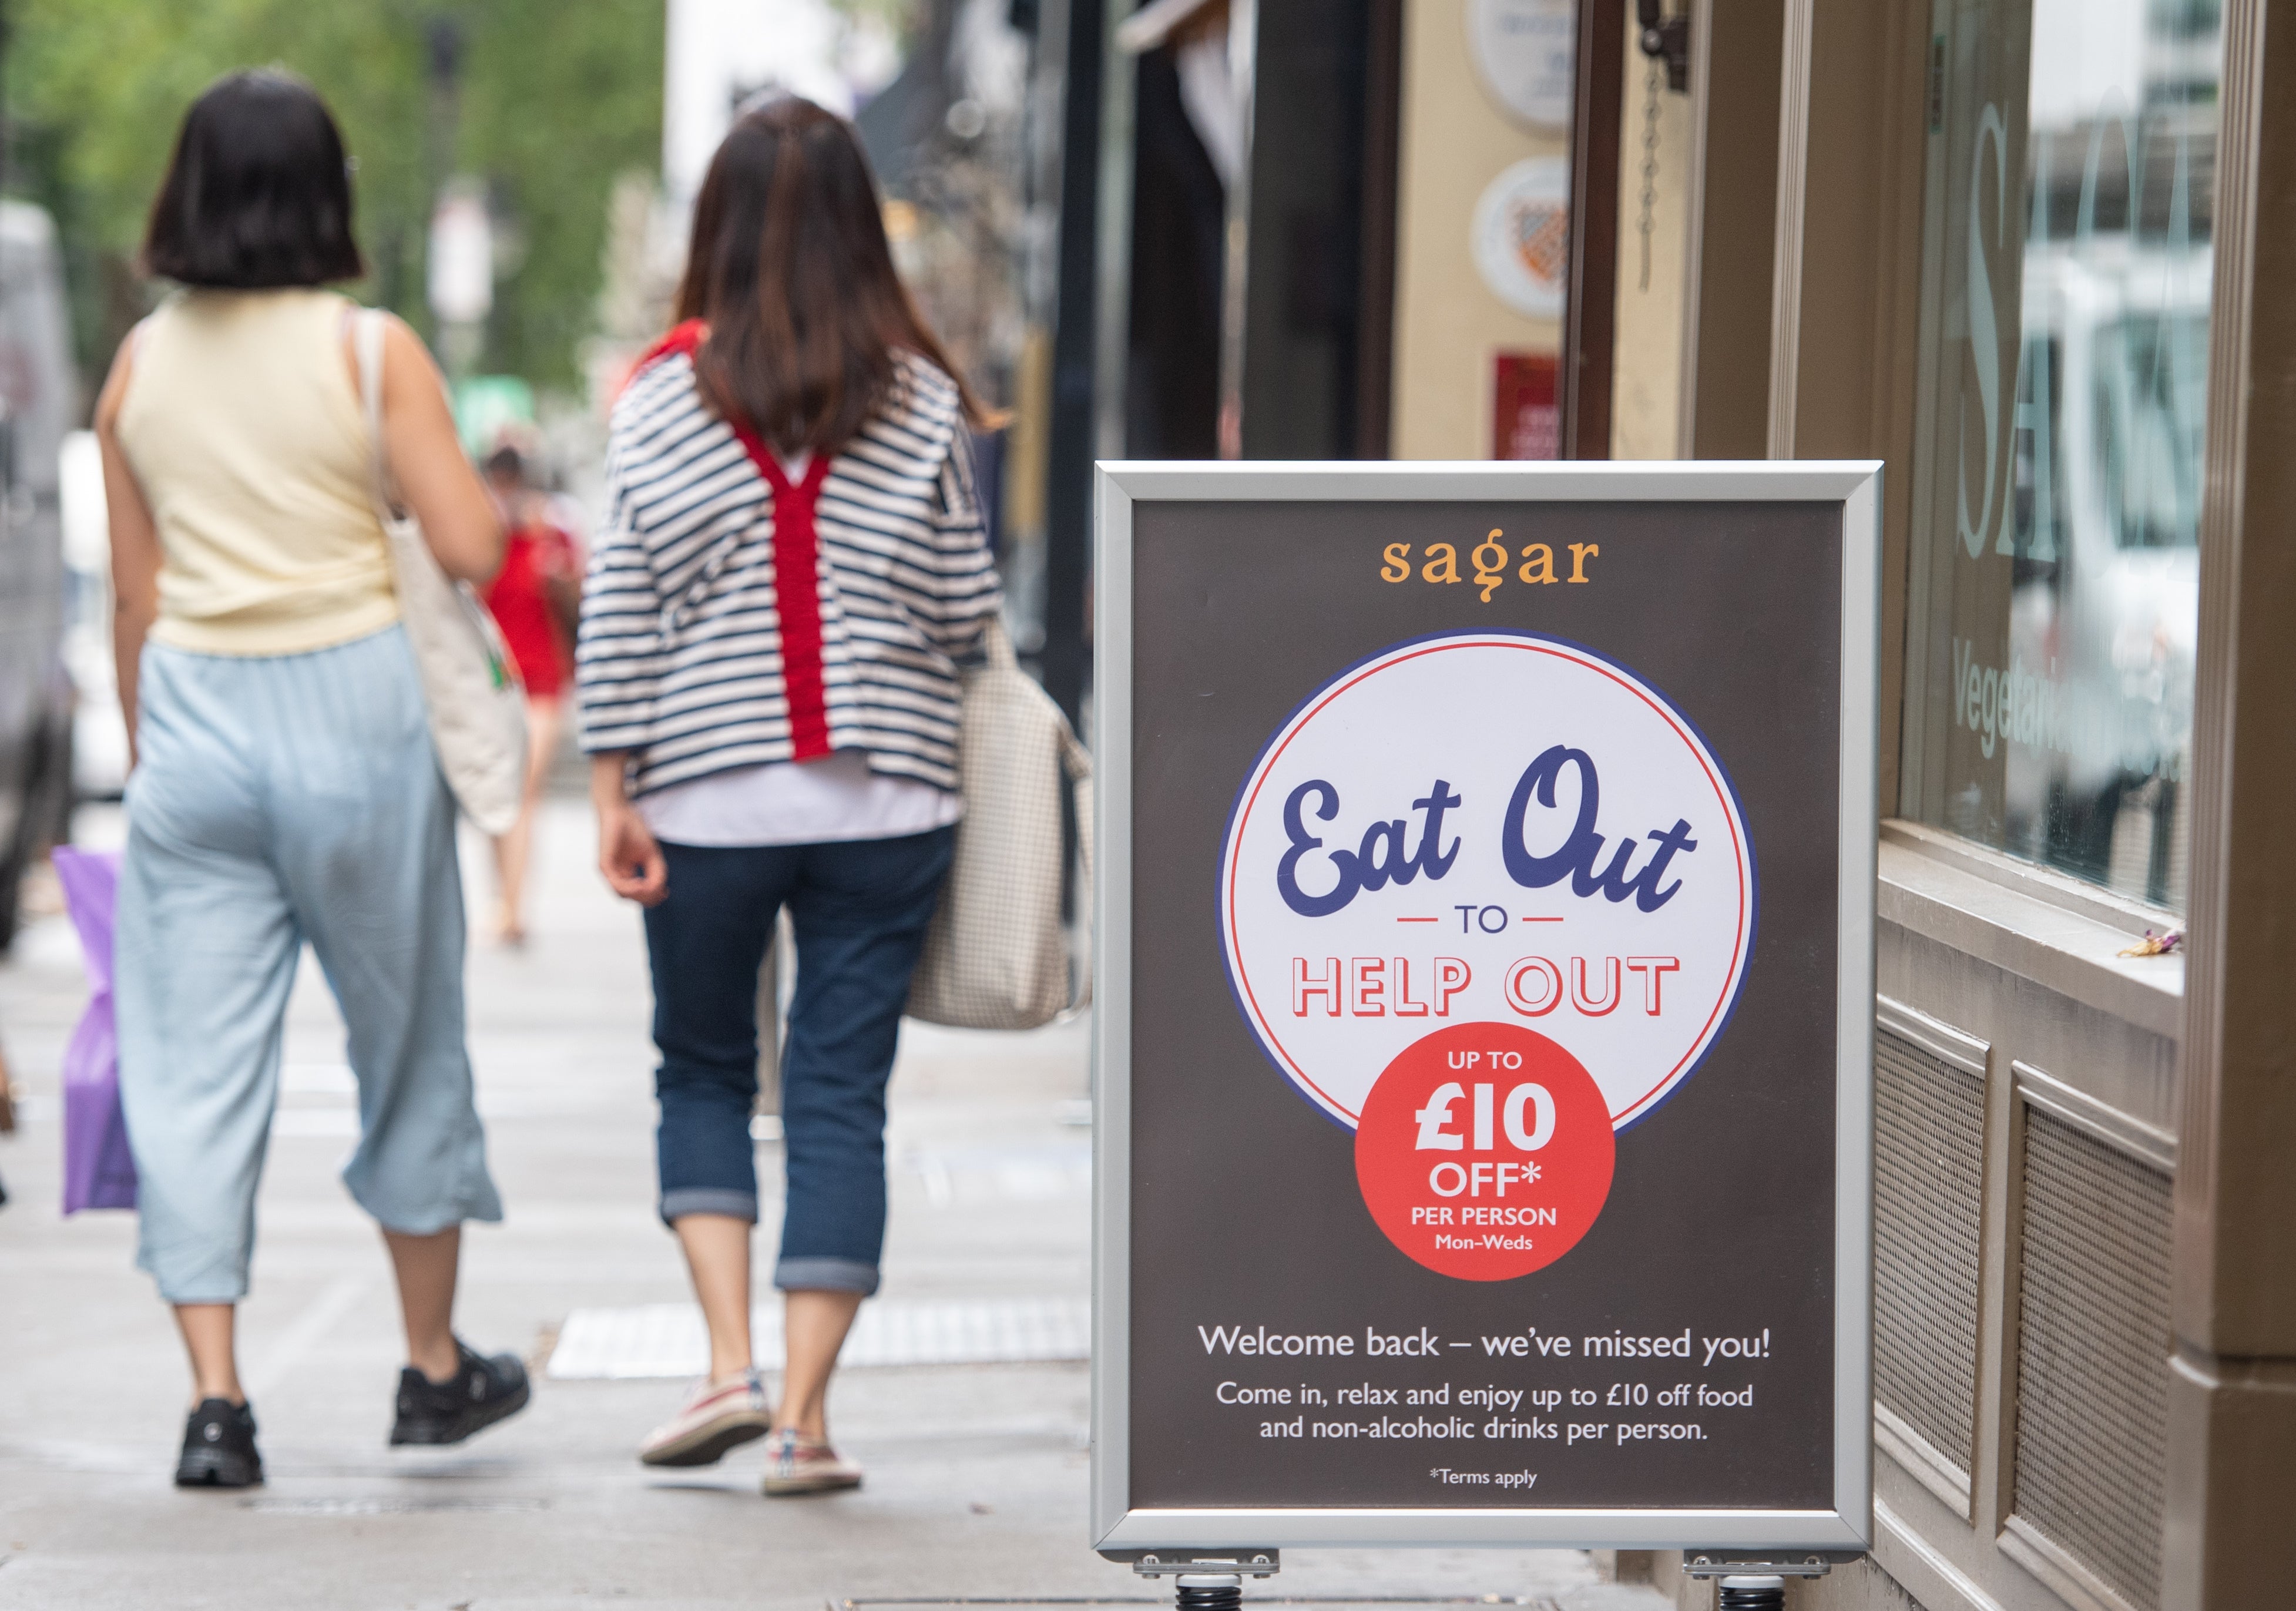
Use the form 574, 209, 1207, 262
1094, 468, 1877, 1549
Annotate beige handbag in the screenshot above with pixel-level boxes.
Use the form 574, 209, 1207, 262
905, 617, 1093, 1030
355, 310, 528, 837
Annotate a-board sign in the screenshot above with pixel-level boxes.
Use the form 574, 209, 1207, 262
1090, 463, 1879, 1552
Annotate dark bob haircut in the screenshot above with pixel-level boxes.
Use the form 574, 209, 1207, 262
142, 69, 364, 288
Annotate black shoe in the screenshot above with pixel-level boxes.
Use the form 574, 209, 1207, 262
390, 1339, 531, 1446
176, 1398, 264, 1488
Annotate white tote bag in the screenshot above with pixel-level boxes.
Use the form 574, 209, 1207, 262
905, 617, 1093, 1031
355, 310, 528, 837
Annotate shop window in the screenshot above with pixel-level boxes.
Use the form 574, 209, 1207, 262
1901, 0, 2223, 909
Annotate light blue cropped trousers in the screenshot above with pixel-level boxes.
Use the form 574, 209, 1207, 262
116, 625, 502, 1304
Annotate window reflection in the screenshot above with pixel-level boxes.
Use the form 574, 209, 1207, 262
1905, 0, 2220, 910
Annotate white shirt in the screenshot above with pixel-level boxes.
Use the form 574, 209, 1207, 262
637, 747, 962, 848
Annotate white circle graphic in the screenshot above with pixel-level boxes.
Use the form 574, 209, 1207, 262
1466, 0, 1575, 130
1219, 633, 1755, 1132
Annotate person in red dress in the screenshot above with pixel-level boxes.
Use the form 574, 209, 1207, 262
479, 445, 580, 944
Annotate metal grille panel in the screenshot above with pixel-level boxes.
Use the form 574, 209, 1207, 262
1873, 1025, 1985, 1475
2013, 1110, 2173, 1611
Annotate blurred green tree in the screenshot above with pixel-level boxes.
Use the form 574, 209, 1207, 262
2, 0, 664, 400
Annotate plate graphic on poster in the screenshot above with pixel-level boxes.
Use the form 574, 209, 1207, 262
1218, 630, 1756, 1139
1470, 157, 1570, 318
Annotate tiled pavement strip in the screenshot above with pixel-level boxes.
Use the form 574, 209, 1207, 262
0, 798, 1663, 1611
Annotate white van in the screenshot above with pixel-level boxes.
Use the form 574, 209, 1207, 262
0, 200, 77, 949
2001, 236, 2206, 903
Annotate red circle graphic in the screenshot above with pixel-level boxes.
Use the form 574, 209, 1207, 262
1354, 1022, 1616, 1281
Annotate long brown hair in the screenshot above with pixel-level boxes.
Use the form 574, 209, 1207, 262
673, 98, 994, 457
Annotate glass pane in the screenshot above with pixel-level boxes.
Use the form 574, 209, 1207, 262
1902, 0, 2223, 910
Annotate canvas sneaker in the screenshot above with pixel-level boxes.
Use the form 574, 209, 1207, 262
390, 1340, 532, 1446
176, 1397, 264, 1488
638, 1369, 774, 1466
760, 1428, 864, 1496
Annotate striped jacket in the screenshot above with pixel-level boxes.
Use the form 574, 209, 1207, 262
576, 324, 1001, 797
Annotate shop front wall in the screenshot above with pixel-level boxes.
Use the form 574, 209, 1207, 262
1798, 2, 2225, 1610
1389, 0, 1570, 459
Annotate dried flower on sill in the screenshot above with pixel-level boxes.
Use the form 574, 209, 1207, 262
2117, 929, 2183, 958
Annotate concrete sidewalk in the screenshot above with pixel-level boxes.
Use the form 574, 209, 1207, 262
0, 800, 1661, 1611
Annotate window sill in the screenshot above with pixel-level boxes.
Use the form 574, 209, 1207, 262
1877, 820, 2184, 1041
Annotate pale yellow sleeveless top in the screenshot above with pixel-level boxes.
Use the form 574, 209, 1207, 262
116, 288, 398, 656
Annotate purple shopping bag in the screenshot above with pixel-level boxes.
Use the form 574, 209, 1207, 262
52, 847, 138, 1213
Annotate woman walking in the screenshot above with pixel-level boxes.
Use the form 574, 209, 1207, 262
580, 98, 999, 1496
97, 70, 530, 1488
479, 444, 581, 945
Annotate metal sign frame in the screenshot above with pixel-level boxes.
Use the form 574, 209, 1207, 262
1090, 461, 1881, 1552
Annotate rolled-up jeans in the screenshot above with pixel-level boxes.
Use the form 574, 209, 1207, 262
642, 827, 954, 1296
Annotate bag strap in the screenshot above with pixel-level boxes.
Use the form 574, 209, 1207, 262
983, 611, 1021, 673
1063, 730, 1094, 880
351, 308, 396, 515
1058, 701, 1095, 1016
